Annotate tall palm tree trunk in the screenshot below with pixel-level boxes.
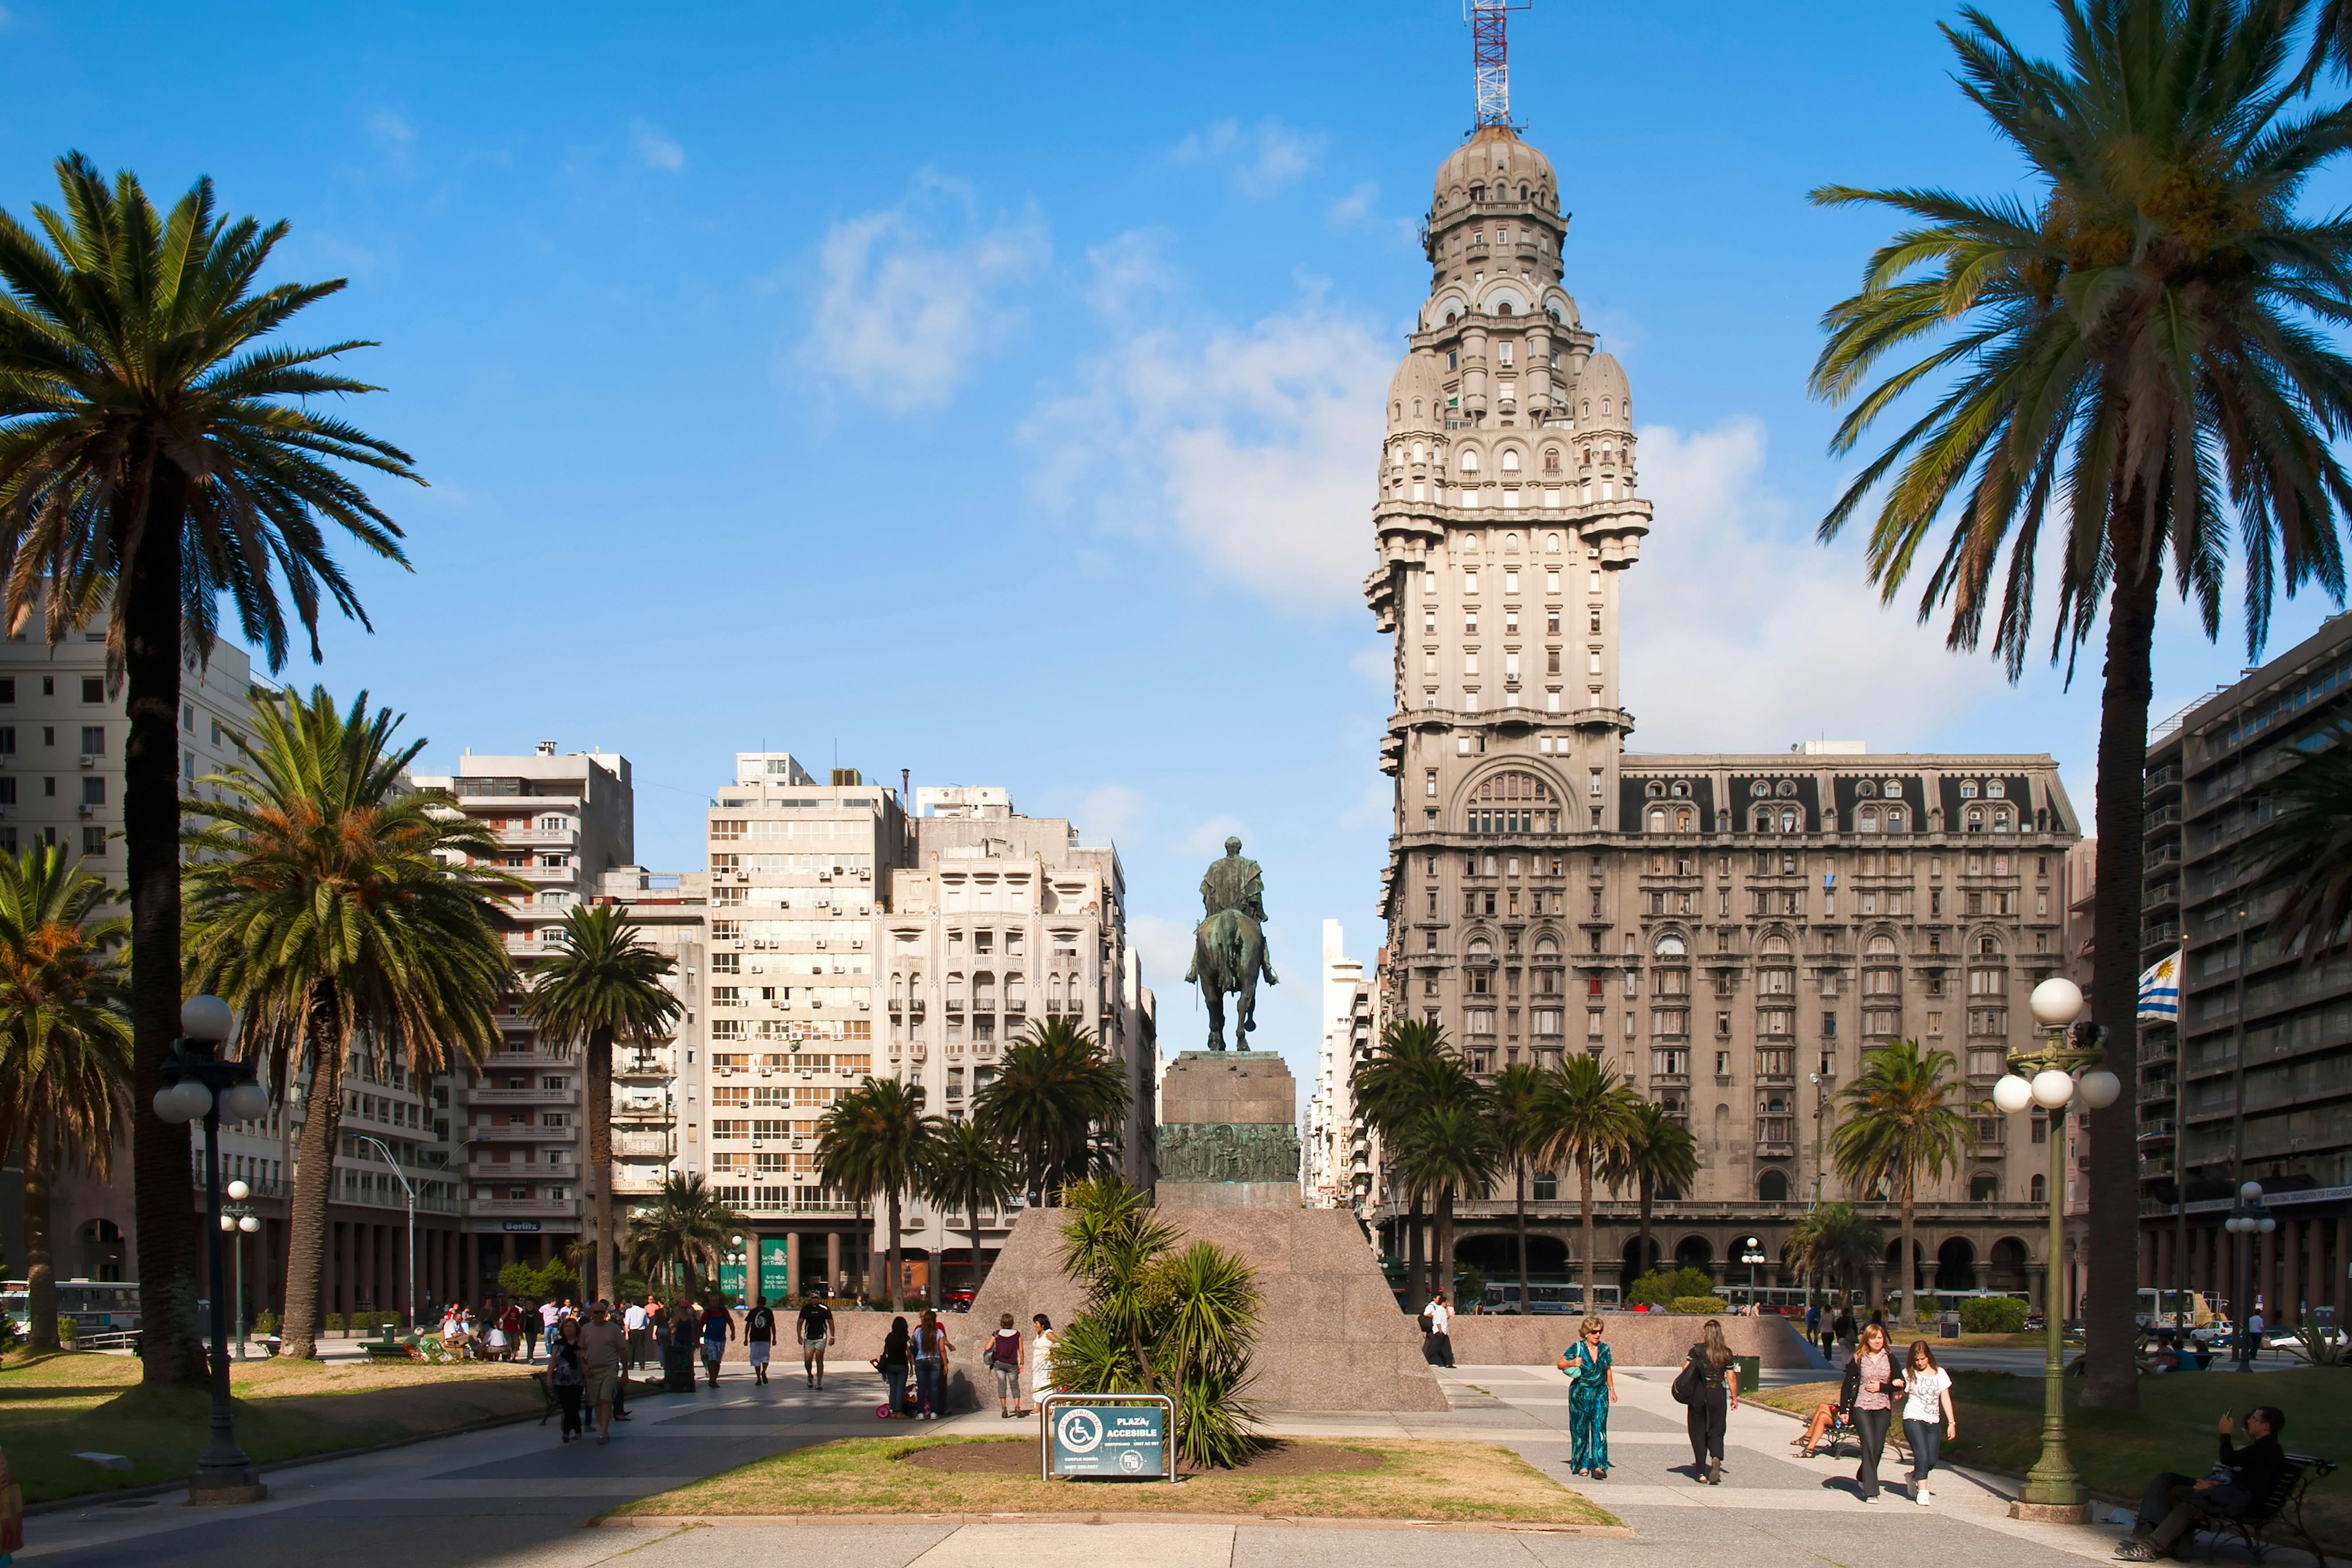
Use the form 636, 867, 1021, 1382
887, 1190, 904, 1313
2085, 546, 2160, 1410
23, 1118, 56, 1352
126, 464, 202, 1388
281, 1006, 350, 1359
586, 1023, 615, 1302
1638, 1176, 1656, 1284
969, 1202, 982, 1298
1578, 1152, 1597, 1308
1406, 1188, 1426, 1304
1436, 1184, 1457, 1303
1900, 1170, 1917, 1325
1513, 1160, 1530, 1311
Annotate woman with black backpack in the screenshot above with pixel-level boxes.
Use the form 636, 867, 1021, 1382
1675, 1319, 1739, 1484
548, 1317, 587, 1443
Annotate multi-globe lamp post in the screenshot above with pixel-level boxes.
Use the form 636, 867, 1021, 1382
1991, 976, 2122, 1520
2224, 1182, 2275, 1373
219, 1180, 260, 1360
152, 995, 273, 1505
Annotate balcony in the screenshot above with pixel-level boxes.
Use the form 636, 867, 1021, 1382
466, 1158, 575, 1182
1755, 1140, 1796, 1159
467, 1197, 581, 1218
614, 1131, 672, 1158
497, 826, 577, 848
2145, 762, 2183, 796
466, 1085, 577, 1106
2138, 1121, 2177, 1143
2146, 802, 2183, 829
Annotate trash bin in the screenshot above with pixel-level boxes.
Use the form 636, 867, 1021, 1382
1734, 1354, 1760, 1392
1940, 1320, 1961, 1339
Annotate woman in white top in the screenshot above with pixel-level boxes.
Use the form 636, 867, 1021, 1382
1030, 1313, 1059, 1409
1900, 1340, 1958, 1506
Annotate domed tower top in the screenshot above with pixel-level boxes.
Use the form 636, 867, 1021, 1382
1387, 351, 1445, 434
1431, 127, 1557, 228
1577, 351, 1632, 429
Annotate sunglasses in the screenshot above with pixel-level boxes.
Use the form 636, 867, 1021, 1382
1583, 1329, 1602, 1336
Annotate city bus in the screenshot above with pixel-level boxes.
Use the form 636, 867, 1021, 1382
1480, 1281, 1623, 1314
0, 1278, 141, 1338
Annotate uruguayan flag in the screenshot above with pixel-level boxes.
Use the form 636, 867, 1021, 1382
2138, 951, 2182, 1021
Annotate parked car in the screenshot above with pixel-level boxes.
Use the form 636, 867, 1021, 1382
944, 1287, 976, 1313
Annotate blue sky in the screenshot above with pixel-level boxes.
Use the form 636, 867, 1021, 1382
10, 1, 2346, 1077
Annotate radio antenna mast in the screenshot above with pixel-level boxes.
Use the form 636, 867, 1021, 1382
1466, 0, 1532, 129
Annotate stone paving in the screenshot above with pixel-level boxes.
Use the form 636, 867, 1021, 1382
17, 1359, 2292, 1567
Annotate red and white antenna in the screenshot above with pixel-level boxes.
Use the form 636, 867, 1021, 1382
1466, 0, 1532, 128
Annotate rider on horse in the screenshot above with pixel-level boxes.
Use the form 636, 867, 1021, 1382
1188, 837, 1278, 1051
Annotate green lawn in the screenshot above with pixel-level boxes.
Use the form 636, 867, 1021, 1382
1760, 1368, 2352, 1539
0, 1350, 546, 1503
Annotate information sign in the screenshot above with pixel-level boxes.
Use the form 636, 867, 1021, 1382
1042, 1395, 1172, 1481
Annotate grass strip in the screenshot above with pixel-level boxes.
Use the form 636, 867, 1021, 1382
612, 1434, 1621, 1526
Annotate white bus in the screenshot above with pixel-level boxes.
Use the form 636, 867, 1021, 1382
1481, 1281, 1624, 1314
0, 1278, 141, 1336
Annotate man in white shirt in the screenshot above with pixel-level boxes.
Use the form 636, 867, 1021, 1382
539, 1298, 562, 1363
1423, 1290, 1455, 1368
624, 1299, 651, 1370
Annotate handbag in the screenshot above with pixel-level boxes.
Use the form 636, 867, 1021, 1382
1670, 1357, 1704, 1405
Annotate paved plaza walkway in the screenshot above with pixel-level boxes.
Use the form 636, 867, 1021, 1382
17, 1358, 2277, 1567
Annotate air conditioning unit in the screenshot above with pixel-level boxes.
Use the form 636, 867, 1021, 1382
856, 999, 870, 1011
731, 939, 745, 951
858, 869, 872, 881
734, 870, 749, 882
77, 803, 95, 816
850, 938, 864, 950
814, 937, 828, 950
77, 753, 96, 768
817, 870, 832, 883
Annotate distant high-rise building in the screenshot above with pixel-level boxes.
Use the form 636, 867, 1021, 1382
1305, 921, 1379, 1215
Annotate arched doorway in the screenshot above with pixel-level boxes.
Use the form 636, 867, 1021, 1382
1621, 1235, 1661, 1292
1936, 1237, 1976, 1293
1675, 1235, 1714, 1276
1456, 1231, 1567, 1277
1757, 1169, 1790, 1202
1730, 1234, 1768, 1289
1885, 1237, 1923, 1294
1989, 1237, 2030, 1292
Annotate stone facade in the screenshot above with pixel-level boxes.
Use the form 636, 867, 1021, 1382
1360, 116, 2086, 1306
1158, 1052, 1300, 1209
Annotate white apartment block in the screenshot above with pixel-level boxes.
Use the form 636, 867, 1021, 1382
593, 867, 707, 1204
413, 743, 635, 1292
1304, 920, 1379, 1215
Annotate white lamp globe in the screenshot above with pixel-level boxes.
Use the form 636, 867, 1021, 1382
2225, 1217, 2243, 1234
2031, 1069, 2077, 1109
225, 1179, 251, 1202
238, 1215, 261, 1234
2260, 1216, 2277, 1234
1992, 1074, 2035, 1114
2076, 1069, 2123, 1110
2028, 976, 2086, 1028
221, 1080, 271, 1124
2241, 1180, 2265, 1202
179, 993, 235, 1044
153, 1079, 213, 1124
219, 1213, 236, 1232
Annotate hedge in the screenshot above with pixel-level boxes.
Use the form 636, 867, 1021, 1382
1959, 1295, 2028, 1333
1671, 1295, 1731, 1314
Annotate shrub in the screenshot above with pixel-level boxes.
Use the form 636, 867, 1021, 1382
1630, 1267, 1718, 1307
55, 1316, 76, 1344
1453, 1264, 1487, 1310
1959, 1296, 2028, 1334
1671, 1295, 1731, 1315
253, 1310, 279, 1338
325, 1312, 345, 1334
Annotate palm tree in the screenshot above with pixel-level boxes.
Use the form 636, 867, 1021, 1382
815, 1077, 941, 1311
1602, 1099, 1700, 1291
0, 846, 129, 1349
1783, 1200, 1885, 1311
2242, 720, 2352, 955
526, 904, 681, 1302
924, 1118, 1020, 1299
1352, 1019, 1473, 1303
622, 1174, 741, 1298
1809, 0, 2352, 1407
1393, 1098, 1498, 1306
181, 688, 516, 1358
1488, 1061, 1554, 1311
0, 156, 420, 1385
1542, 1054, 1638, 1311
971, 1017, 1130, 1207
1831, 1041, 1977, 1324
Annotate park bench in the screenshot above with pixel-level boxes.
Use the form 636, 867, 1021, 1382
2193, 1452, 2335, 1566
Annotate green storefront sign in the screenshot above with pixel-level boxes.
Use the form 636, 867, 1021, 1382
760, 1238, 791, 1302
1046, 1398, 1169, 1480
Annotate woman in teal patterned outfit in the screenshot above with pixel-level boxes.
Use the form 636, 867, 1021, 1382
1558, 1314, 1618, 1478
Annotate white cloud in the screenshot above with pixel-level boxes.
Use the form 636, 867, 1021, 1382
1076, 784, 1145, 844
1620, 417, 2016, 755
629, 118, 685, 172
795, 178, 1049, 413
366, 109, 415, 150
1326, 181, 1380, 227
1170, 118, 1324, 198
1349, 646, 1392, 687
1083, 229, 1176, 318
1180, 813, 1253, 858
1023, 306, 1390, 607
1128, 913, 1200, 1010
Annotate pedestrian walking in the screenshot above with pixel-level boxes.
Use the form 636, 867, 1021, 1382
744, 1297, 777, 1386
1557, 1314, 1617, 1479
912, 1308, 952, 1419
1849, 1320, 1902, 1502
1422, 1289, 1455, 1367
660, 1299, 698, 1392
539, 1296, 561, 1363
2248, 1306, 2266, 1363
985, 1314, 1025, 1419
624, 1298, 650, 1371
579, 1300, 627, 1446
1028, 1313, 1058, 1417
876, 1315, 911, 1417
798, 1294, 835, 1389
699, 1298, 734, 1387
1805, 1302, 1821, 1344
549, 1317, 587, 1442
1901, 1340, 1956, 1506
1679, 1318, 1738, 1485
1832, 1305, 1856, 1357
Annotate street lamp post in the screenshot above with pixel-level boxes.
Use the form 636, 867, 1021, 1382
153, 995, 274, 1506
353, 1134, 419, 1331
2225, 1182, 2275, 1373
219, 1181, 260, 1360
1992, 976, 2121, 1523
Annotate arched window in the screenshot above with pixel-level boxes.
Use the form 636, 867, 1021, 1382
1670, 781, 1689, 797
2030, 1174, 2047, 1203
1602, 398, 1612, 416
1543, 448, 1561, 475
1497, 301, 1514, 316
1414, 399, 1423, 419
1762, 935, 1792, 956
1752, 808, 1773, 831
1676, 809, 1692, 831
1886, 807, 1908, 832
1750, 781, 1771, 799
1758, 1169, 1790, 1202
1503, 532, 1520, 553
1460, 449, 1480, 472
1544, 531, 1562, 552
1858, 806, 1880, 832
1466, 771, 1558, 834
1646, 780, 1667, 798
1866, 935, 1898, 957
1501, 451, 1521, 473
1966, 807, 1985, 832
1468, 938, 1494, 960
1775, 780, 1798, 797
1649, 807, 1668, 833
1655, 933, 1687, 958
1779, 809, 1798, 833
1992, 807, 2013, 832
1970, 1173, 2000, 1202
1959, 780, 1981, 799
1857, 780, 1879, 797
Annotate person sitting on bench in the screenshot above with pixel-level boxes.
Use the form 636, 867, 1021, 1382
2114, 1407, 2288, 1561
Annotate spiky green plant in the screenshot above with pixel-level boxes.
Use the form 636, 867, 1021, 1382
1541, 1054, 1640, 1309
1055, 1177, 1262, 1470
1393, 1098, 1498, 1306
622, 1174, 742, 1299
1782, 1200, 1886, 1310
973, 1017, 1131, 1205
814, 1076, 941, 1310
1811, 0, 2352, 1406
1603, 1099, 1702, 1287
923, 1117, 1021, 1299
1488, 1061, 1554, 1311
1831, 1042, 1977, 1322
2241, 720, 2352, 955
526, 904, 682, 1300
1352, 1018, 1476, 1303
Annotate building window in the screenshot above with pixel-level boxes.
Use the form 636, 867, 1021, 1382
79, 677, 102, 704
81, 826, 105, 856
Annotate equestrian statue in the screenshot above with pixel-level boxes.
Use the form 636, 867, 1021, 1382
1186, 836, 1278, 1050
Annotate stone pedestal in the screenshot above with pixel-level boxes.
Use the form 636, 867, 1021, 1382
1156, 1051, 1301, 1210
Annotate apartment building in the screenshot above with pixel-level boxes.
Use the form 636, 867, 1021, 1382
876, 783, 1155, 1294
1304, 920, 1379, 1215
1360, 104, 2083, 1310
593, 867, 707, 1207
2139, 612, 2352, 1328
412, 743, 635, 1294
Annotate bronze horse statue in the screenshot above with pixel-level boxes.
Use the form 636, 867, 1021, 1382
1186, 836, 1278, 1050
